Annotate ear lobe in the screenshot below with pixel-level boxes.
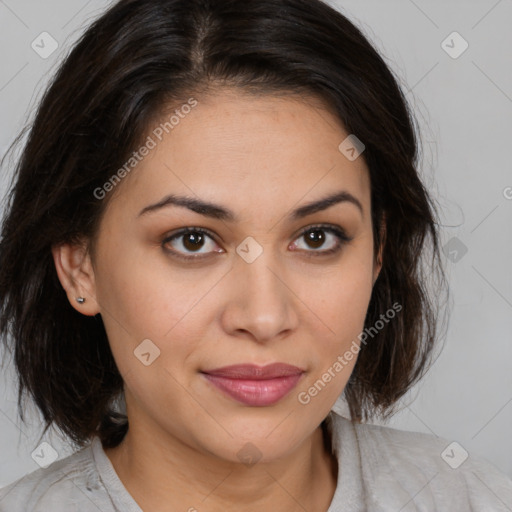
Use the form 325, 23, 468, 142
51, 240, 100, 316
373, 214, 386, 285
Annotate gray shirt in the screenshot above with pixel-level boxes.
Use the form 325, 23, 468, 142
1, 410, 512, 511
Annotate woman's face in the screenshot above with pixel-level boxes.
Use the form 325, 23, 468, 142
69, 89, 382, 463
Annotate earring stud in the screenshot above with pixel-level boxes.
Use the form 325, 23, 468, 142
76, 297, 86, 304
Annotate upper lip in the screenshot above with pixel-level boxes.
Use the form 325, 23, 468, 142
202, 363, 305, 380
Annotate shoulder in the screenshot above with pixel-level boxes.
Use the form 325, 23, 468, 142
331, 411, 512, 510
0, 439, 113, 512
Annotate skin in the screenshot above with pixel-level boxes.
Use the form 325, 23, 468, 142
53, 88, 384, 512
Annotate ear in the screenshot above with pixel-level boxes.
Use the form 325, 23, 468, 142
372, 213, 386, 286
51, 239, 100, 316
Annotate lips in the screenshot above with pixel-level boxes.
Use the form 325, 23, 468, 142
201, 363, 305, 406
202, 363, 305, 379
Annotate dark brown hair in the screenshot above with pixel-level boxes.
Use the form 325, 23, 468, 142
0, 0, 448, 449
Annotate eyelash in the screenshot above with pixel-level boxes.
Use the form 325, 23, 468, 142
161, 224, 353, 261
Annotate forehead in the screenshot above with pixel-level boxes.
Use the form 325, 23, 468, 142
107, 89, 371, 223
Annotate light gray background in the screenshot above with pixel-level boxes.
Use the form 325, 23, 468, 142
0, 0, 511, 487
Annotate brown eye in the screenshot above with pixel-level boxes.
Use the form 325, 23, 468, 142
304, 229, 326, 249
290, 224, 352, 256
181, 231, 206, 251
162, 224, 352, 262
162, 227, 221, 260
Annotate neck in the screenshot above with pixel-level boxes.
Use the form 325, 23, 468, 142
104, 418, 337, 512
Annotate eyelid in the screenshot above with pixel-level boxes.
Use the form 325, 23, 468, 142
294, 223, 351, 241
161, 227, 220, 261
162, 226, 219, 246
162, 223, 352, 260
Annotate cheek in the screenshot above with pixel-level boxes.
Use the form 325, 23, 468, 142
94, 223, 375, 383
93, 246, 216, 378
304, 246, 374, 379
94, 236, 187, 332
311, 248, 375, 332
297, 279, 369, 411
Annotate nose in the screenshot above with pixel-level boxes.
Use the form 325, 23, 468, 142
220, 250, 299, 344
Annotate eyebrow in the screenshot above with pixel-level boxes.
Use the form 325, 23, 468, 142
137, 190, 363, 221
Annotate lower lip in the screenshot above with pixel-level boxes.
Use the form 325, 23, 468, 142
201, 373, 304, 406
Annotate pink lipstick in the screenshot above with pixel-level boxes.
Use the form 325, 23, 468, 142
201, 363, 305, 406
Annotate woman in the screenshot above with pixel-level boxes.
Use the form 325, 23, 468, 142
0, 0, 511, 510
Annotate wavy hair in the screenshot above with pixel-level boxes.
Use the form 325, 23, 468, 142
0, 0, 449, 449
